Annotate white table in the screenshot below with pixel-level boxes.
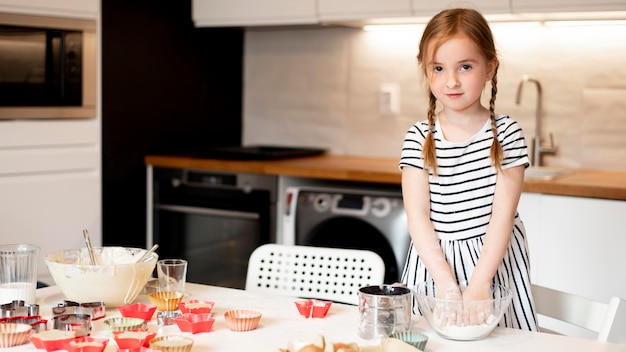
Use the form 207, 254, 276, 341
8, 283, 626, 351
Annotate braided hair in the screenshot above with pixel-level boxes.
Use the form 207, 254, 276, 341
417, 8, 502, 176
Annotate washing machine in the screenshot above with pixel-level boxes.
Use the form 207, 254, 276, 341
282, 185, 410, 284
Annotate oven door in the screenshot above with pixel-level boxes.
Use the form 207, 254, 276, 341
152, 168, 275, 289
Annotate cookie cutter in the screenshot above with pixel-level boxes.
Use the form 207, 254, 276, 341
157, 310, 182, 326
52, 300, 106, 320
52, 313, 92, 337
0, 300, 39, 317
0, 315, 47, 332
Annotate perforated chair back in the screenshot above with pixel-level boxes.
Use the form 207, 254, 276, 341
245, 243, 385, 305
532, 284, 626, 343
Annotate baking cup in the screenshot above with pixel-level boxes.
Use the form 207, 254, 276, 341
29, 330, 77, 351
294, 299, 332, 318
224, 309, 262, 332
148, 291, 184, 311
104, 317, 147, 334
118, 303, 158, 321
389, 332, 429, 351
177, 299, 215, 314
149, 335, 194, 352
0, 323, 31, 348
63, 336, 110, 352
174, 313, 215, 334
113, 329, 157, 349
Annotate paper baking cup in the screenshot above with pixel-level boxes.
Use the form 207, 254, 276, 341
118, 303, 158, 321
0, 323, 31, 348
104, 317, 147, 334
148, 291, 184, 311
28, 330, 77, 351
113, 329, 157, 349
149, 335, 194, 352
224, 309, 262, 332
389, 332, 429, 351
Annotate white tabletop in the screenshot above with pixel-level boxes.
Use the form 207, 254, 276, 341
8, 283, 626, 351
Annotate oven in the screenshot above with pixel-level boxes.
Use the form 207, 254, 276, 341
147, 167, 276, 289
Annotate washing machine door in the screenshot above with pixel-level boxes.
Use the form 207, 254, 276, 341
301, 216, 400, 284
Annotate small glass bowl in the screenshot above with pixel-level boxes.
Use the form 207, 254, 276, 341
224, 309, 262, 332
29, 330, 77, 351
0, 323, 31, 348
174, 313, 215, 334
63, 336, 110, 352
104, 317, 147, 334
294, 299, 332, 318
113, 329, 157, 349
149, 335, 194, 352
177, 299, 215, 314
118, 303, 158, 321
148, 291, 184, 311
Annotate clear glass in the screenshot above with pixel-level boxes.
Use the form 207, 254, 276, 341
0, 244, 40, 304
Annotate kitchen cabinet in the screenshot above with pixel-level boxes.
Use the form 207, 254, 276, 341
0, 0, 98, 19
317, 0, 412, 22
412, 0, 511, 16
518, 193, 626, 305
0, 120, 101, 285
192, 0, 317, 27
0, 0, 101, 285
511, 0, 626, 13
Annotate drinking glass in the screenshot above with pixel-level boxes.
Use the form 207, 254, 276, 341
0, 244, 40, 304
157, 259, 187, 294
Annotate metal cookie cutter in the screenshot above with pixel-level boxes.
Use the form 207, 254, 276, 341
52, 313, 92, 337
53, 300, 106, 320
0, 315, 47, 332
157, 310, 182, 326
0, 300, 39, 318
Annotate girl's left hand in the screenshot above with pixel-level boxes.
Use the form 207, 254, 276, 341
462, 284, 493, 325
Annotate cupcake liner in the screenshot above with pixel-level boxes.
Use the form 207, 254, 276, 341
0, 323, 31, 348
390, 332, 429, 351
224, 309, 262, 332
149, 335, 194, 352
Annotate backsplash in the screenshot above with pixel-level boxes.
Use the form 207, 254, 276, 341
243, 22, 626, 171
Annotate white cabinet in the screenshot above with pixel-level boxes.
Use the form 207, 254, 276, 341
518, 193, 626, 304
512, 0, 626, 13
192, 0, 317, 27
0, 120, 102, 285
0, 0, 98, 19
412, 0, 511, 16
317, 0, 412, 22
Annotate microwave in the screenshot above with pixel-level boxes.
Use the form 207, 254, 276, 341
0, 13, 96, 119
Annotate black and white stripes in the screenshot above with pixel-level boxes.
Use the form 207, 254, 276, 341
399, 115, 538, 331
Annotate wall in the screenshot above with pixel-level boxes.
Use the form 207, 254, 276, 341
243, 22, 626, 171
101, 1, 243, 248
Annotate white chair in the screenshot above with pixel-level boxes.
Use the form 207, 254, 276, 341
245, 243, 385, 305
532, 284, 626, 344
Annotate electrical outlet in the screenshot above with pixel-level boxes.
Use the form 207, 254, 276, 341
379, 83, 400, 116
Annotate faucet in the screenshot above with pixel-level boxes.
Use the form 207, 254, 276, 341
515, 74, 557, 167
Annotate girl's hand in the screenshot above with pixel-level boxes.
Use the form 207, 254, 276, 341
462, 284, 493, 325
433, 282, 463, 327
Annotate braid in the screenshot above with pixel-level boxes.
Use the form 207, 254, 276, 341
489, 73, 503, 172
423, 91, 438, 176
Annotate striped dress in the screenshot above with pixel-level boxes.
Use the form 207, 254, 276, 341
399, 115, 538, 331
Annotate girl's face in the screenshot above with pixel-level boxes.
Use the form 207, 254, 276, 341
426, 33, 497, 115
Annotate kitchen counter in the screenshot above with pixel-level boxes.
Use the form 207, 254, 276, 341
145, 154, 626, 201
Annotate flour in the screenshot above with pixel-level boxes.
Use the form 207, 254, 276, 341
435, 314, 498, 340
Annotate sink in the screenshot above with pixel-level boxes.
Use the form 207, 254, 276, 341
525, 166, 573, 180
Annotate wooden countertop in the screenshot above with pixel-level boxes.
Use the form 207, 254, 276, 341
145, 154, 626, 201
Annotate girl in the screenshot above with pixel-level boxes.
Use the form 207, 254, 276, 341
399, 8, 538, 331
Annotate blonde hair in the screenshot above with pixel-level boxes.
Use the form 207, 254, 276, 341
417, 8, 502, 175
